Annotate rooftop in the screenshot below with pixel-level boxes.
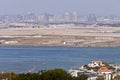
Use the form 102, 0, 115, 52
98, 66, 111, 72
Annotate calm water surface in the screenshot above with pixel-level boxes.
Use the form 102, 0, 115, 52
0, 46, 120, 73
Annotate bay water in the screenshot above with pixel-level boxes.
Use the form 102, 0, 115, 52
0, 46, 119, 73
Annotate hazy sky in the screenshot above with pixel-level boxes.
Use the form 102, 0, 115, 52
0, 0, 120, 15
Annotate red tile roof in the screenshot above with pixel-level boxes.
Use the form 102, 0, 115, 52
98, 66, 111, 72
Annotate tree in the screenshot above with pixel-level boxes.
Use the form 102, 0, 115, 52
0, 72, 16, 80
78, 74, 88, 80
40, 68, 69, 80
96, 76, 104, 80
12, 68, 90, 80
13, 73, 41, 80
114, 75, 120, 80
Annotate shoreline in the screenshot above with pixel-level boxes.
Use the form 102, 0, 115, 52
1, 42, 120, 47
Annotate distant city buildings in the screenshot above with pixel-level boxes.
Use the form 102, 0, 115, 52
0, 12, 120, 28
88, 14, 97, 23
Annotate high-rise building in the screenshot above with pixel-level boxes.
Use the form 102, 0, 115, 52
38, 13, 53, 24
64, 12, 71, 22
88, 14, 97, 23
72, 11, 78, 22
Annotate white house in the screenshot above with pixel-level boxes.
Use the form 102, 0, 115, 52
98, 66, 112, 80
88, 60, 104, 68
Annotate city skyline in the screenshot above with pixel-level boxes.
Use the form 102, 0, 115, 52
0, 0, 120, 16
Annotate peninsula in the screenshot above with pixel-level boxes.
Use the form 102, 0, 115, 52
0, 27, 120, 47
